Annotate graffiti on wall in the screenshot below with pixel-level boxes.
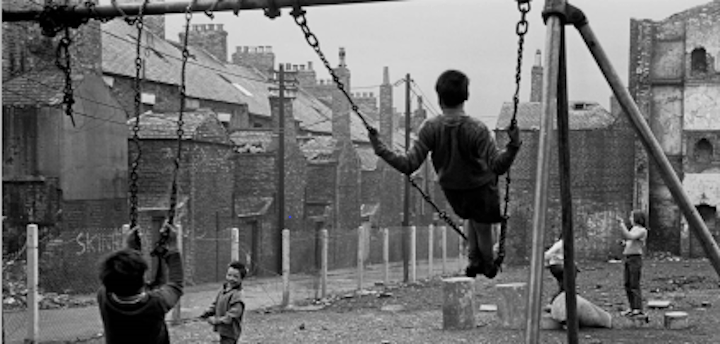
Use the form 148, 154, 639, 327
74, 227, 150, 256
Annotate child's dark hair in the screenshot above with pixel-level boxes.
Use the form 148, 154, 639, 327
631, 210, 647, 227
435, 70, 469, 108
228, 261, 247, 279
99, 249, 148, 296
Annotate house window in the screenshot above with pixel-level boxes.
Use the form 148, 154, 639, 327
691, 48, 708, 74
695, 138, 713, 163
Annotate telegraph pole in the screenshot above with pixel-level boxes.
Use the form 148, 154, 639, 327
277, 65, 286, 273
402, 73, 411, 282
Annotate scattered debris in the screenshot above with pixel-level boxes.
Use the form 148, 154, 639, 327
648, 300, 671, 309
479, 304, 497, 312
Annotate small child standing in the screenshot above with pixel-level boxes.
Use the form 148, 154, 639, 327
616, 210, 649, 317
200, 261, 247, 344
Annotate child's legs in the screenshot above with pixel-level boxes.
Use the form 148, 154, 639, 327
626, 255, 643, 310
465, 220, 480, 264
549, 264, 565, 293
471, 220, 494, 264
220, 336, 238, 344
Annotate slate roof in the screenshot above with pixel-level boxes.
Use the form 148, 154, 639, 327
128, 110, 230, 144
2, 69, 69, 107
495, 101, 615, 131
229, 130, 274, 153
356, 146, 379, 171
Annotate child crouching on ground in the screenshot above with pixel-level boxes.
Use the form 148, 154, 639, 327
200, 261, 247, 344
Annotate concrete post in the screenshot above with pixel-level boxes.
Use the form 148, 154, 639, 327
410, 226, 417, 283
357, 226, 364, 290
428, 224, 434, 278
321, 229, 328, 298
231, 228, 240, 262
27, 224, 39, 342
281, 229, 290, 308
497, 282, 528, 329
442, 226, 447, 274
383, 228, 390, 285
442, 277, 475, 330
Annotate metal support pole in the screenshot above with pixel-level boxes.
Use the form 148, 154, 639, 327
574, 13, 720, 278
557, 25, 579, 344
2, 0, 410, 22
277, 65, 286, 274
525, 7, 562, 344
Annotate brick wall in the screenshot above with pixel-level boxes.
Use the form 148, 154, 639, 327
497, 124, 635, 264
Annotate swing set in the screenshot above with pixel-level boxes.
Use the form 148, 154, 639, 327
6, 1, 720, 343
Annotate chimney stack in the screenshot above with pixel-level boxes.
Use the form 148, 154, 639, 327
530, 49, 543, 102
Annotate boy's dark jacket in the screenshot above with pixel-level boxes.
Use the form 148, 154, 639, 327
97, 251, 183, 344
371, 113, 521, 189
202, 283, 245, 340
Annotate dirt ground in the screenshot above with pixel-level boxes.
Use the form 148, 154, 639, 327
170, 256, 720, 344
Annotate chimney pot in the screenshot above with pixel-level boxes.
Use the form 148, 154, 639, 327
286, 63, 292, 70
266, 46, 272, 53
308, 61, 313, 70
299, 64, 305, 71
218, 24, 224, 31
534, 49, 542, 67
293, 64, 299, 71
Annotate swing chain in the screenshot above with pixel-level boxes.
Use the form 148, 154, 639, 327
292, 3, 468, 241
290, 4, 372, 130
128, 0, 149, 230
55, 27, 76, 127
408, 177, 467, 241
496, 0, 531, 268
165, 1, 192, 227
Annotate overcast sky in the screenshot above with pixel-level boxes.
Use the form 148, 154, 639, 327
160, 0, 712, 127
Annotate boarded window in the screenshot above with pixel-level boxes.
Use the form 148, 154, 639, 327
691, 48, 708, 74
695, 138, 713, 163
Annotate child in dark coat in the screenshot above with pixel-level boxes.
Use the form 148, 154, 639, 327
200, 261, 247, 344
369, 69, 521, 278
97, 223, 183, 344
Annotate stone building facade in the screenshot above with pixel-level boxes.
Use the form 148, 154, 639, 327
629, 0, 720, 256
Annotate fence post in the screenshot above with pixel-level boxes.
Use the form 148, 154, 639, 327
442, 225, 447, 275
231, 228, 240, 262
321, 229, 328, 298
410, 226, 417, 283
383, 228, 389, 285
171, 225, 183, 325
428, 224, 434, 279
27, 224, 39, 343
357, 226, 364, 290
281, 229, 290, 308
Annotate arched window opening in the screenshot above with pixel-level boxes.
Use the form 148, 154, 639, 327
691, 48, 708, 74
695, 138, 713, 163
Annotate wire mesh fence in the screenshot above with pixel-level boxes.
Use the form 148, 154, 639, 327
3, 223, 466, 343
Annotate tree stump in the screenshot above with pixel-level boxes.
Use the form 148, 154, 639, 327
664, 311, 689, 329
442, 277, 475, 330
495, 282, 527, 329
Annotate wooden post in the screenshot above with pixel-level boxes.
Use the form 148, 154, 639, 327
230, 228, 240, 262
27, 224, 39, 343
172, 225, 183, 325
428, 224, 434, 278
442, 225, 447, 274
320, 229, 328, 298
281, 229, 290, 308
498, 282, 528, 329
442, 277, 475, 330
383, 228, 389, 285
410, 226, 417, 283
357, 226, 364, 290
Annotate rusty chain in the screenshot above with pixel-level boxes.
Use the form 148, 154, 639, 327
128, 0, 149, 232
291, 3, 469, 241
495, 0, 531, 269
55, 26, 76, 127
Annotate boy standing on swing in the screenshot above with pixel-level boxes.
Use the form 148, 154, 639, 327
368, 69, 522, 279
